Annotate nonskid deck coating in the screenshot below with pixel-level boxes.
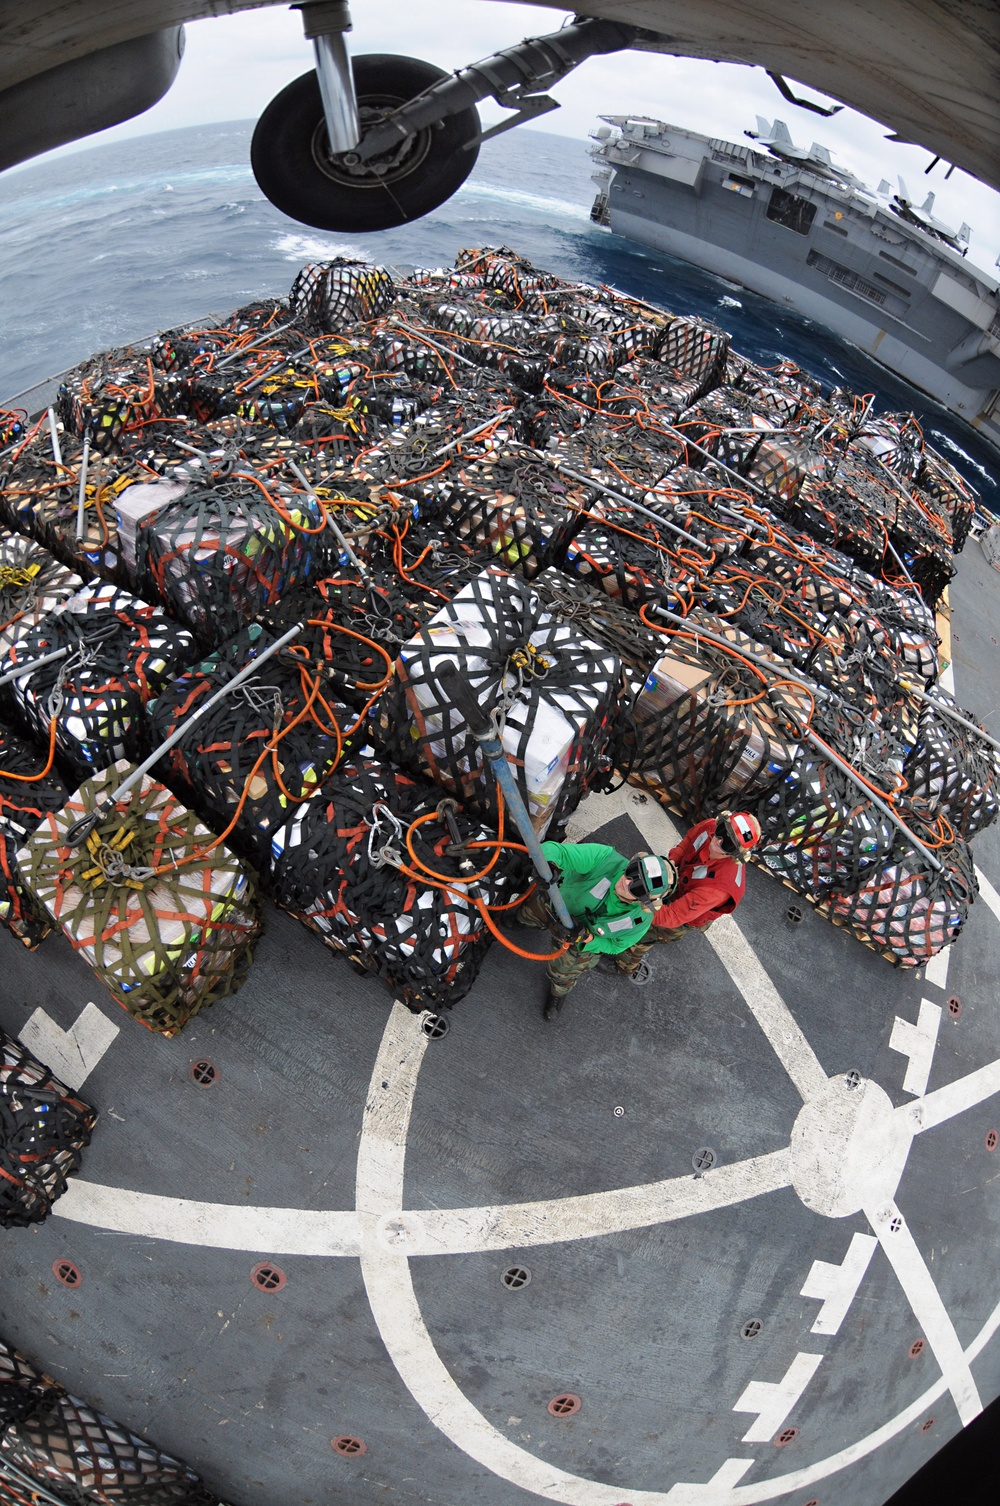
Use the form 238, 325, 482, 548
1, 546, 999, 1506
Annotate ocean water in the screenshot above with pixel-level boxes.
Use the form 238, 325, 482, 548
1, 119, 996, 509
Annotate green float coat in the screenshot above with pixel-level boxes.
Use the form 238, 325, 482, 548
539, 841, 654, 955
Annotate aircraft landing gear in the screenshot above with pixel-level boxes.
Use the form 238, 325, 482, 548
251, 2, 637, 233
252, 52, 481, 233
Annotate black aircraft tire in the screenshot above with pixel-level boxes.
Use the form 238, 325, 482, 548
251, 54, 481, 232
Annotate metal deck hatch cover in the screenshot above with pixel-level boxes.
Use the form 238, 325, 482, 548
331, 1435, 368, 1456
250, 1263, 287, 1292
547, 1393, 582, 1416
52, 1259, 81, 1288
189, 1058, 218, 1086
501, 1266, 531, 1289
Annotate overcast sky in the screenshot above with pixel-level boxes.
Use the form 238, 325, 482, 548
31, 0, 1000, 271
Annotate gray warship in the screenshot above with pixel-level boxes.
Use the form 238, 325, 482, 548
589, 116, 1000, 454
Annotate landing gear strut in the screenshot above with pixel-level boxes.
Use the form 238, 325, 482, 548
251, 2, 637, 233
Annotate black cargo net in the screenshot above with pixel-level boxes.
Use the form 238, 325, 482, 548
819, 828, 978, 966
0, 1033, 97, 1228
430, 448, 589, 578
0, 584, 196, 785
18, 762, 261, 1036
0, 721, 69, 949
378, 567, 620, 830
147, 623, 359, 879
289, 260, 396, 333
903, 693, 999, 840
0, 533, 84, 661
271, 758, 527, 1010
0, 1340, 219, 1505
631, 613, 809, 821
135, 475, 325, 645
754, 746, 900, 898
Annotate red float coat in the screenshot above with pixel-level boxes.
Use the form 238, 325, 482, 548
651, 818, 747, 931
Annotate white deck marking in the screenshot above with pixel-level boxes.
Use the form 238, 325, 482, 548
664, 1459, 755, 1501
800, 1233, 878, 1334
403, 1150, 792, 1254
54, 1181, 363, 1254
53, 1142, 787, 1260
705, 919, 829, 1103
923, 944, 951, 990
357, 1004, 660, 1506
571, 787, 829, 1104
732, 1352, 824, 1443
910, 1055, 1000, 1133
889, 999, 942, 1096
19, 1002, 119, 1090
974, 865, 1000, 926
866, 1201, 982, 1425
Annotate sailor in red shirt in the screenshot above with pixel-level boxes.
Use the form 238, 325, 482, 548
615, 810, 761, 976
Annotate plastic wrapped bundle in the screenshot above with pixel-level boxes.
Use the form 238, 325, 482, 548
532, 568, 663, 691
29, 438, 127, 582
745, 435, 830, 503
271, 758, 525, 1010
700, 562, 818, 664
0, 1032, 97, 1228
822, 834, 977, 966
0, 531, 83, 660
916, 447, 978, 552
289, 258, 395, 331
655, 315, 729, 396
854, 413, 924, 482
754, 749, 899, 898
863, 578, 940, 680
0, 721, 69, 947
903, 694, 999, 839
631, 616, 808, 820
136, 475, 325, 644
148, 623, 358, 878
17, 761, 261, 1035
432, 449, 588, 577
791, 453, 899, 573
383, 567, 620, 832
889, 491, 955, 607
0, 1340, 220, 1505
0, 583, 196, 784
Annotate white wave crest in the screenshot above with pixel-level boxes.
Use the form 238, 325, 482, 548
273, 232, 368, 264
718, 295, 742, 309
929, 430, 994, 485
454, 183, 590, 222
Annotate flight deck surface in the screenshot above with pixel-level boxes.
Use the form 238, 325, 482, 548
2, 545, 999, 1506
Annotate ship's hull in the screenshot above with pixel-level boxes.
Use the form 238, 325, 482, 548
595, 127, 1000, 455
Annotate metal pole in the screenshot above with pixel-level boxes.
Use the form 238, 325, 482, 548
0, 645, 70, 689
300, 1, 361, 154
286, 459, 370, 579
64, 620, 304, 845
47, 406, 63, 469
437, 662, 574, 929
74, 435, 91, 542
214, 320, 297, 369
906, 683, 1000, 756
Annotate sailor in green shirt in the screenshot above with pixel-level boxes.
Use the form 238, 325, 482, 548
519, 841, 678, 1020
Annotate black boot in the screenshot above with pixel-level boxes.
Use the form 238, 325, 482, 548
543, 989, 565, 1021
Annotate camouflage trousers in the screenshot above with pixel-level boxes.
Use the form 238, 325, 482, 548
519, 889, 654, 998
